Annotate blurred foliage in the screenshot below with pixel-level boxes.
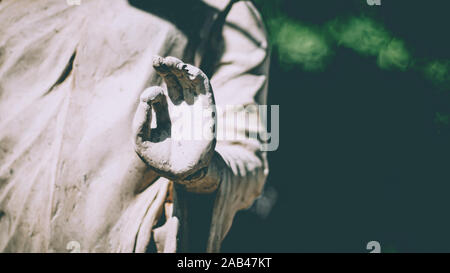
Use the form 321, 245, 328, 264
377, 39, 410, 71
328, 17, 411, 71
328, 16, 391, 56
250, 0, 448, 89
270, 17, 331, 70
424, 61, 450, 90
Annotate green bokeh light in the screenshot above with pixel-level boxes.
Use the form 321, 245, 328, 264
328, 17, 390, 56
269, 17, 331, 71
424, 61, 450, 90
255, 0, 447, 88
377, 39, 411, 71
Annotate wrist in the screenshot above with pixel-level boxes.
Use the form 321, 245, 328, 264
179, 152, 224, 194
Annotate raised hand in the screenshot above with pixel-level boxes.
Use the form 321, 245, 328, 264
133, 56, 217, 182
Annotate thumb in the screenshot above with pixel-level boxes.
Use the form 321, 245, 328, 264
132, 86, 165, 145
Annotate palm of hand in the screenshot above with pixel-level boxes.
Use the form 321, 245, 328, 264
133, 56, 217, 181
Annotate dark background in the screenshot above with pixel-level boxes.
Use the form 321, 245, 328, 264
221, 0, 450, 253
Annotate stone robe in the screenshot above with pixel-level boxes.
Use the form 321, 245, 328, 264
0, 0, 269, 252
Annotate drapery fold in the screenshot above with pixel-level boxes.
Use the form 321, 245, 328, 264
0, 0, 269, 252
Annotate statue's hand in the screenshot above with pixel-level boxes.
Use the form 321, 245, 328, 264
133, 56, 216, 182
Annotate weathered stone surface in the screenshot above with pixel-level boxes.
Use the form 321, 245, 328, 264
0, 0, 269, 252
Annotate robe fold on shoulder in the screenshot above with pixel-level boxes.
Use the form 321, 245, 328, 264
0, 0, 269, 252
